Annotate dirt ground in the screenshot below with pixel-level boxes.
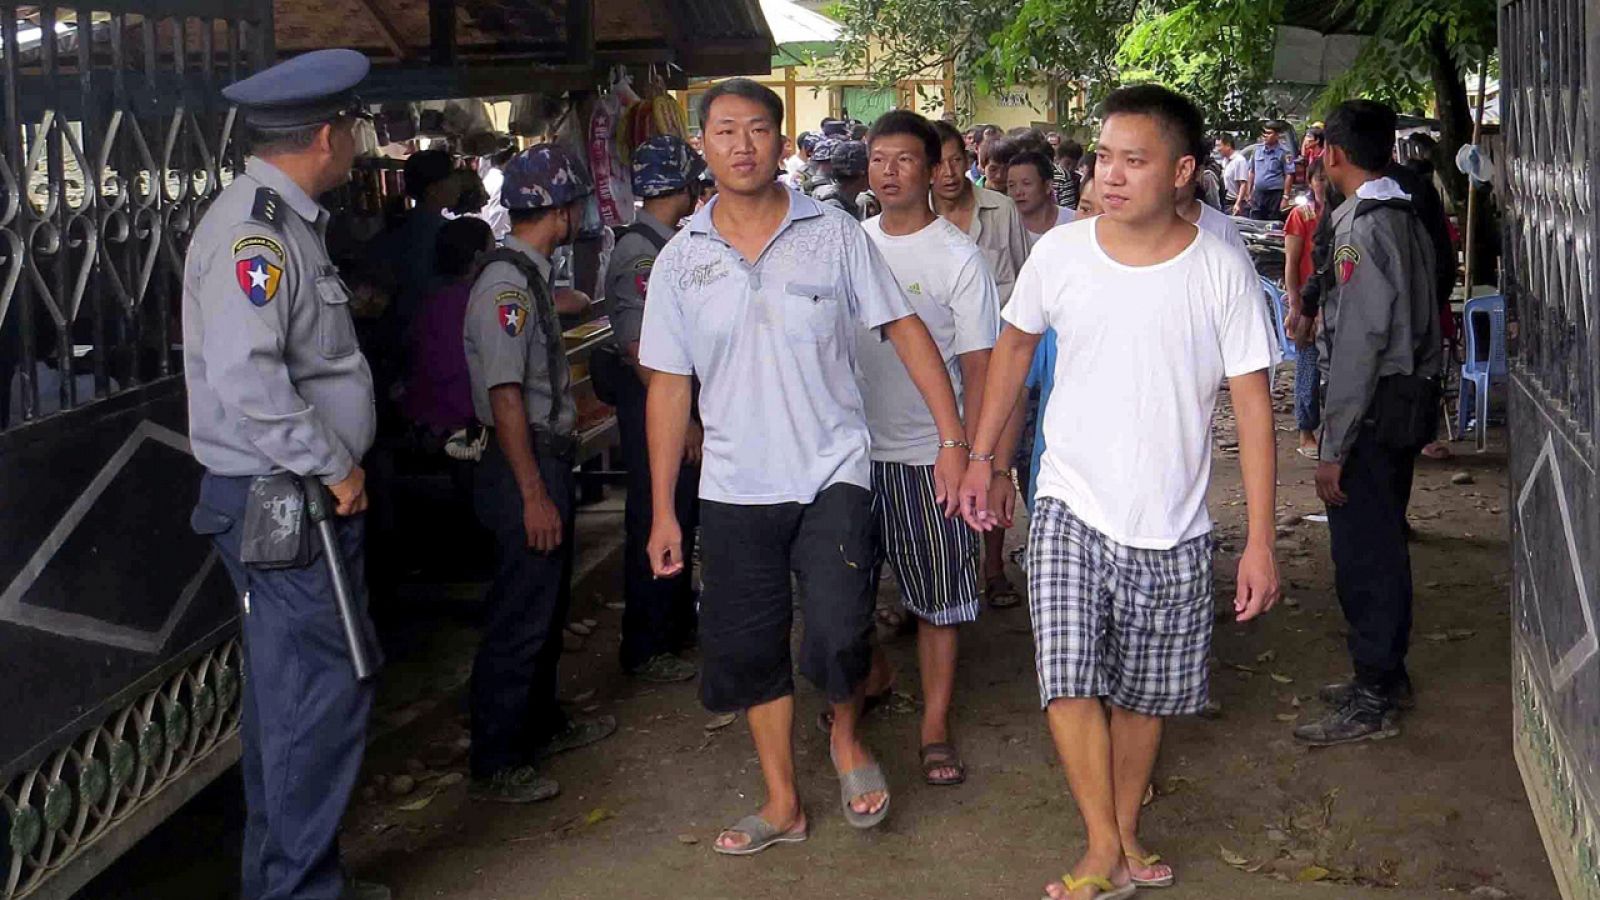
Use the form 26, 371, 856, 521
83, 375, 1555, 900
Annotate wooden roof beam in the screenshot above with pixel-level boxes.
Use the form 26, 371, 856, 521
354, 0, 408, 62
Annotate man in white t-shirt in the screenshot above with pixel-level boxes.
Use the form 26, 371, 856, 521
959, 85, 1281, 900
852, 110, 1001, 787
1179, 134, 1251, 265
1219, 135, 1249, 209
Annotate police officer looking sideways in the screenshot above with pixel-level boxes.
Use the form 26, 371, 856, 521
182, 49, 389, 900
600, 135, 705, 684
464, 144, 617, 804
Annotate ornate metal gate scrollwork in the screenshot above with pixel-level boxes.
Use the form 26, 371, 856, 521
2, 637, 243, 899
0, 4, 271, 898
1502, 0, 1600, 896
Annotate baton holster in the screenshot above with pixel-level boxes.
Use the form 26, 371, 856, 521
240, 473, 315, 569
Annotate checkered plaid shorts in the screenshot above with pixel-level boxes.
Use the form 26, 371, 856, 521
1026, 497, 1215, 716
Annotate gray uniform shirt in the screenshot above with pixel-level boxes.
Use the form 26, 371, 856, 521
1316, 178, 1443, 463
603, 210, 675, 350
464, 236, 578, 434
182, 157, 375, 484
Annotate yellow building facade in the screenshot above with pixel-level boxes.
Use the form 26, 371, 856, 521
677, 58, 1062, 137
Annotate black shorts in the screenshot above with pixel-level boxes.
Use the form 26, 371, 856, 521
697, 483, 876, 712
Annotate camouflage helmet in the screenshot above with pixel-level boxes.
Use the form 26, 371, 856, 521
830, 140, 868, 177
501, 143, 593, 211
630, 135, 706, 198
811, 137, 840, 163
798, 131, 821, 153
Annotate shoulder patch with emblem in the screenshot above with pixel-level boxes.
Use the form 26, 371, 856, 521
631, 258, 653, 299
236, 255, 283, 306
250, 187, 283, 227
1333, 245, 1360, 284
495, 290, 529, 337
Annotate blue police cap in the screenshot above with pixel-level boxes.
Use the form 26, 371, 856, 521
830, 140, 867, 177
631, 135, 705, 198
502, 143, 594, 210
222, 49, 371, 129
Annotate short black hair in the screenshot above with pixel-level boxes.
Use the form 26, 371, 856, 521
1009, 129, 1052, 157
985, 136, 1021, 167
698, 78, 784, 129
404, 149, 455, 199
1056, 139, 1084, 162
508, 207, 559, 227
866, 109, 943, 167
1008, 149, 1055, 186
248, 122, 328, 156
435, 216, 494, 280
1217, 133, 1236, 149
1324, 99, 1397, 172
1080, 153, 1097, 182
1101, 83, 1204, 164
1264, 119, 1289, 134
933, 120, 968, 159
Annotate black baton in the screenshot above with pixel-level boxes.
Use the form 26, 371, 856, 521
301, 477, 378, 682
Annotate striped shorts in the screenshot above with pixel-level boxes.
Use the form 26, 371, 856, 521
1026, 497, 1214, 716
871, 461, 981, 626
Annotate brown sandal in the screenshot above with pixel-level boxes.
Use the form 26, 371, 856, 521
986, 573, 1022, 609
920, 742, 966, 786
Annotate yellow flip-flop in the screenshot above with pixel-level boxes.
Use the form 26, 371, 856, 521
1127, 852, 1175, 888
1041, 873, 1136, 900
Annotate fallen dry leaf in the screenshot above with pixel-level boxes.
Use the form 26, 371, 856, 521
1256, 649, 1277, 663
1275, 713, 1299, 722
396, 792, 435, 812
1296, 865, 1331, 882
584, 807, 615, 827
1270, 673, 1294, 684
1219, 846, 1250, 868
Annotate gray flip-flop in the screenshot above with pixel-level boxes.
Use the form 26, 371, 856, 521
836, 761, 891, 829
711, 814, 808, 856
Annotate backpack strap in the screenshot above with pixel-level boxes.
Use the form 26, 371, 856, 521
482, 247, 565, 435
613, 221, 670, 254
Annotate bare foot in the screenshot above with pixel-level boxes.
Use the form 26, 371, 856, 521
713, 800, 804, 853
829, 736, 887, 816
1043, 847, 1129, 899
1122, 837, 1174, 886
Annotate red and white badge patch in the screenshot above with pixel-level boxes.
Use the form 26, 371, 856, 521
1333, 245, 1360, 284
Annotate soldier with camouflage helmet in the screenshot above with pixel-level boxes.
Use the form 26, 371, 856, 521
595, 134, 706, 686
814, 139, 872, 220
463, 142, 617, 804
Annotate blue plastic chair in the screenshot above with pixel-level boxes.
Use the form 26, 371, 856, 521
1457, 294, 1507, 450
1261, 277, 1297, 365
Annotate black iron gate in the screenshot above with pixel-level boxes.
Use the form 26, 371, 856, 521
1501, 0, 1600, 896
0, 5, 270, 899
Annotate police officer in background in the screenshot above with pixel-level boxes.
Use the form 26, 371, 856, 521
1296, 100, 1442, 747
182, 49, 389, 900
597, 136, 704, 684
464, 144, 617, 803
813, 139, 871, 220
806, 137, 839, 196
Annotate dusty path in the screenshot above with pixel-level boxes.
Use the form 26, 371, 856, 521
83, 382, 1553, 900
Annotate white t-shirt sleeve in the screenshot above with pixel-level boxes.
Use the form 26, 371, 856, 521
1000, 251, 1050, 335
1215, 250, 1279, 377
637, 246, 694, 375
845, 219, 914, 329
948, 250, 1002, 356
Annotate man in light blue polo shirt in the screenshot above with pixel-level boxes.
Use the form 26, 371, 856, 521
640, 78, 969, 855
1239, 120, 1295, 220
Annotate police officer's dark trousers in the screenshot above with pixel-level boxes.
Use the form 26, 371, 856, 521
192, 473, 375, 900
615, 369, 699, 671
469, 435, 575, 776
1326, 426, 1417, 691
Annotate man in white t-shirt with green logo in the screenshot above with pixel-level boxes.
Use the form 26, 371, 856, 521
959, 85, 1281, 899
850, 110, 1001, 787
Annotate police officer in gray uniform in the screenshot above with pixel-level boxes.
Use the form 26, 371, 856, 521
597, 135, 704, 683
464, 143, 617, 803
813, 139, 872, 220
182, 48, 389, 900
